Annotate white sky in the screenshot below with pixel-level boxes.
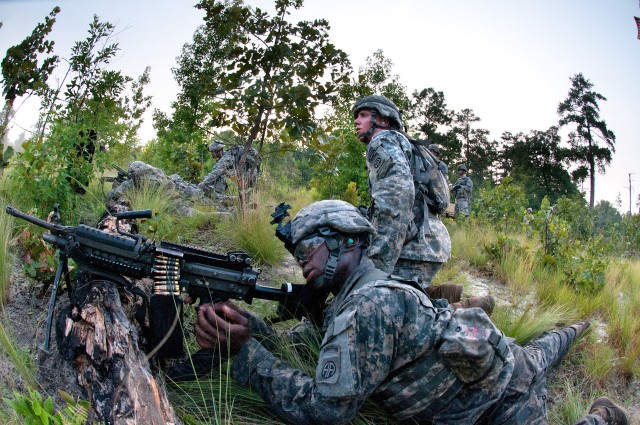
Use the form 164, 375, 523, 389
1, 0, 639, 210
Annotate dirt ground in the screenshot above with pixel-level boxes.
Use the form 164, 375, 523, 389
0, 261, 84, 406
1, 256, 638, 423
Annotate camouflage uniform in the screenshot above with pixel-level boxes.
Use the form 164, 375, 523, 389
365, 129, 450, 287
105, 161, 213, 216
231, 257, 599, 424
198, 145, 261, 198
451, 174, 473, 217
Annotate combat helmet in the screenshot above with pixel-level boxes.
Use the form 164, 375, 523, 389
291, 200, 375, 289
428, 144, 441, 154
208, 140, 224, 152
458, 164, 468, 172
291, 200, 375, 246
352, 95, 403, 142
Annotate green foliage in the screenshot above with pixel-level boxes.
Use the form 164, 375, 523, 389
474, 176, 527, 231
3, 388, 89, 425
500, 127, 578, 208
0, 7, 59, 103
0, 145, 14, 170
259, 139, 315, 196
157, 0, 352, 188
618, 213, 640, 256
7, 135, 80, 212
147, 117, 208, 182
0, 7, 60, 164
0, 202, 14, 304
341, 181, 361, 206
309, 131, 368, 202
408, 87, 452, 150
7, 15, 150, 212
217, 194, 287, 266
483, 232, 522, 262
557, 73, 616, 208
562, 240, 609, 294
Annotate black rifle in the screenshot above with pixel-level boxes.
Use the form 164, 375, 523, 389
6, 205, 304, 356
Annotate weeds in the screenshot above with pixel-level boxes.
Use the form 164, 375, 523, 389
0, 203, 13, 304
2, 388, 89, 425
548, 379, 593, 425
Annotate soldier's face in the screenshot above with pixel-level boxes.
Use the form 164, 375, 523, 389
355, 109, 387, 143
296, 236, 330, 287
354, 109, 373, 142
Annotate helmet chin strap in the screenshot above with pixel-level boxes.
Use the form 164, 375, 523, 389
358, 110, 388, 143
315, 236, 365, 289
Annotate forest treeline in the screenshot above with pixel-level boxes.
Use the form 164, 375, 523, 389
2, 1, 637, 260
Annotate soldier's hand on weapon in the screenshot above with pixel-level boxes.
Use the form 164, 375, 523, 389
195, 301, 251, 355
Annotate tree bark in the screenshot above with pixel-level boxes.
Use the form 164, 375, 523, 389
56, 273, 181, 425
53, 209, 182, 424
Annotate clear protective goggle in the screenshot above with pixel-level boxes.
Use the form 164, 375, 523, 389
293, 235, 327, 263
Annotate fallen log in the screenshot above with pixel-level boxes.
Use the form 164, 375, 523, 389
50, 210, 182, 425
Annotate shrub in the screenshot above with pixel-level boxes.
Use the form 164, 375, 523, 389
3, 389, 89, 425
473, 177, 527, 231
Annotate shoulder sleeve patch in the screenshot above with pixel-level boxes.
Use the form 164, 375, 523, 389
366, 142, 393, 179
315, 308, 359, 397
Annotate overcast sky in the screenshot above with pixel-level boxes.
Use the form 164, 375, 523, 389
1, 0, 639, 210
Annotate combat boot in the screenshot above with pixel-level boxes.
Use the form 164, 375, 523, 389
588, 397, 628, 425
426, 284, 463, 304
569, 320, 591, 339
451, 295, 495, 316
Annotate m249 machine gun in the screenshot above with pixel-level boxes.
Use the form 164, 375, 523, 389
6, 205, 303, 358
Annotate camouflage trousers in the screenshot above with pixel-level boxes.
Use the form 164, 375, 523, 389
199, 175, 228, 198
454, 199, 470, 217
392, 259, 443, 289
479, 326, 604, 425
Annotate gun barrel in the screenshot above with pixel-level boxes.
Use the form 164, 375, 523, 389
252, 282, 295, 302
6, 205, 57, 231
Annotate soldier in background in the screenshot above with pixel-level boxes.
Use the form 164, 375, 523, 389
352, 95, 492, 312
428, 143, 449, 178
194, 200, 627, 425
451, 163, 473, 218
198, 140, 261, 201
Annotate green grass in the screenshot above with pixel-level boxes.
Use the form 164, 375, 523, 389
216, 195, 287, 267
580, 337, 617, 385
447, 217, 640, 413
491, 303, 578, 346
0, 318, 35, 389
448, 219, 491, 268
0, 202, 14, 304
548, 379, 594, 425
3, 163, 640, 424
0, 199, 36, 390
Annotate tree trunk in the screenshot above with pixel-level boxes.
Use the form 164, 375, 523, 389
53, 210, 182, 424
589, 159, 596, 208
56, 272, 181, 425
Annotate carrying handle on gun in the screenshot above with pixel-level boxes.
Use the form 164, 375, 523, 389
115, 209, 152, 248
